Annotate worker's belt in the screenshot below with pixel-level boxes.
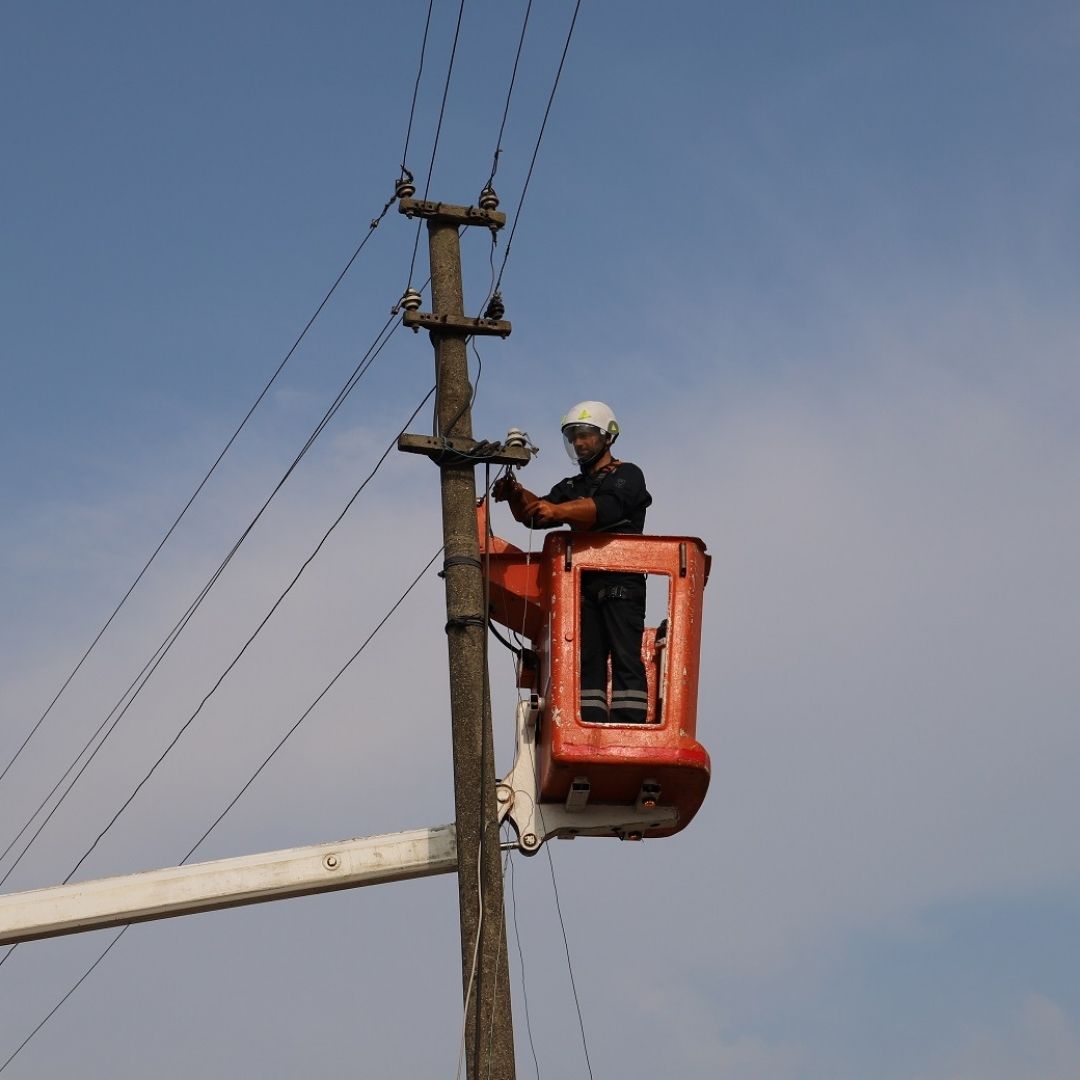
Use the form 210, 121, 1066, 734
597, 584, 635, 602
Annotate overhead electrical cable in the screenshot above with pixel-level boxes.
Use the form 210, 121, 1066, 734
7, 3, 582, 1053
0, 926, 127, 1074
0, 311, 409, 886
478, 464, 502, 1078
507, 851, 542, 1080
493, 0, 582, 296
419, 0, 468, 199
176, 545, 443, 867
0, 204, 402, 797
484, 0, 534, 188
399, 0, 437, 180
0, 370, 424, 898
48, 386, 438, 892
0, 544, 443, 1072
482, 849, 510, 1080
455, 843, 488, 1080
406, 0, 469, 287
4, 0, 457, 802
541, 828, 594, 1080
0, 308, 405, 881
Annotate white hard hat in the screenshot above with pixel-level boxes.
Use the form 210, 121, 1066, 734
560, 401, 619, 464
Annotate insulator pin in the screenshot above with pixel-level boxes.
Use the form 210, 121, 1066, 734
478, 185, 499, 211
505, 427, 527, 449
484, 290, 505, 321
400, 288, 423, 312
395, 173, 416, 200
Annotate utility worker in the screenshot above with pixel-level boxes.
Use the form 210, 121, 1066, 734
492, 401, 652, 723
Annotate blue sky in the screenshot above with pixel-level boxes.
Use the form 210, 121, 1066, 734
2, 2, 1079, 1077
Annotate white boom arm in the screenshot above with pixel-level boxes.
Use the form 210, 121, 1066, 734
0, 824, 456, 946
0, 697, 676, 946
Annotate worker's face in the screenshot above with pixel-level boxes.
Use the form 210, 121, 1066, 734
565, 424, 606, 462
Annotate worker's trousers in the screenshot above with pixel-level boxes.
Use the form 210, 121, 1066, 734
578, 574, 648, 723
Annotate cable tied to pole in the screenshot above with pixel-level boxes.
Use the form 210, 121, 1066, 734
430, 438, 505, 467
441, 555, 483, 575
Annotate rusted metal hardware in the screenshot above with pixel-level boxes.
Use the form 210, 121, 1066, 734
403, 308, 511, 336
398, 197, 507, 229
397, 433, 533, 467
402, 309, 512, 337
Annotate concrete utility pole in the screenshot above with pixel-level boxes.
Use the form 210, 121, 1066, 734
397, 195, 518, 1080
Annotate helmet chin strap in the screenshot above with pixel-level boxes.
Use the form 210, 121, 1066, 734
577, 435, 613, 471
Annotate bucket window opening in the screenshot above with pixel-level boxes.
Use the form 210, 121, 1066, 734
576, 569, 671, 726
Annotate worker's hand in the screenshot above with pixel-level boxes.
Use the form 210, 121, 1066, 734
524, 499, 561, 526
491, 474, 518, 503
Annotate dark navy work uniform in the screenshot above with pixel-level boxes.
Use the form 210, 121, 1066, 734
544, 462, 652, 723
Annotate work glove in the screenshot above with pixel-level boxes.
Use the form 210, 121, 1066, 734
491, 474, 518, 502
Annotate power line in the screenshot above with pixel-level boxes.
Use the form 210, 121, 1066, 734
0, 383, 434, 965
58, 386, 438, 890
0, 925, 128, 1074
483, 846, 509, 1080
479, 463, 502, 1079
0, 309, 403, 883
0, 202, 400, 796
177, 545, 443, 868
494, 0, 582, 296
3, 0, 459, 809
475, 0, 533, 322
406, 0, 469, 286
542, 823, 594, 1080
485, 0, 534, 188
4, 5, 585, 1064
0, 544, 443, 1074
422, 0, 468, 201
456, 842, 487, 1080
507, 850, 542, 1080
399, 0, 437, 179
0, 312, 407, 888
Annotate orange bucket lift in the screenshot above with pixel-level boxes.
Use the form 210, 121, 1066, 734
479, 503, 712, 851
